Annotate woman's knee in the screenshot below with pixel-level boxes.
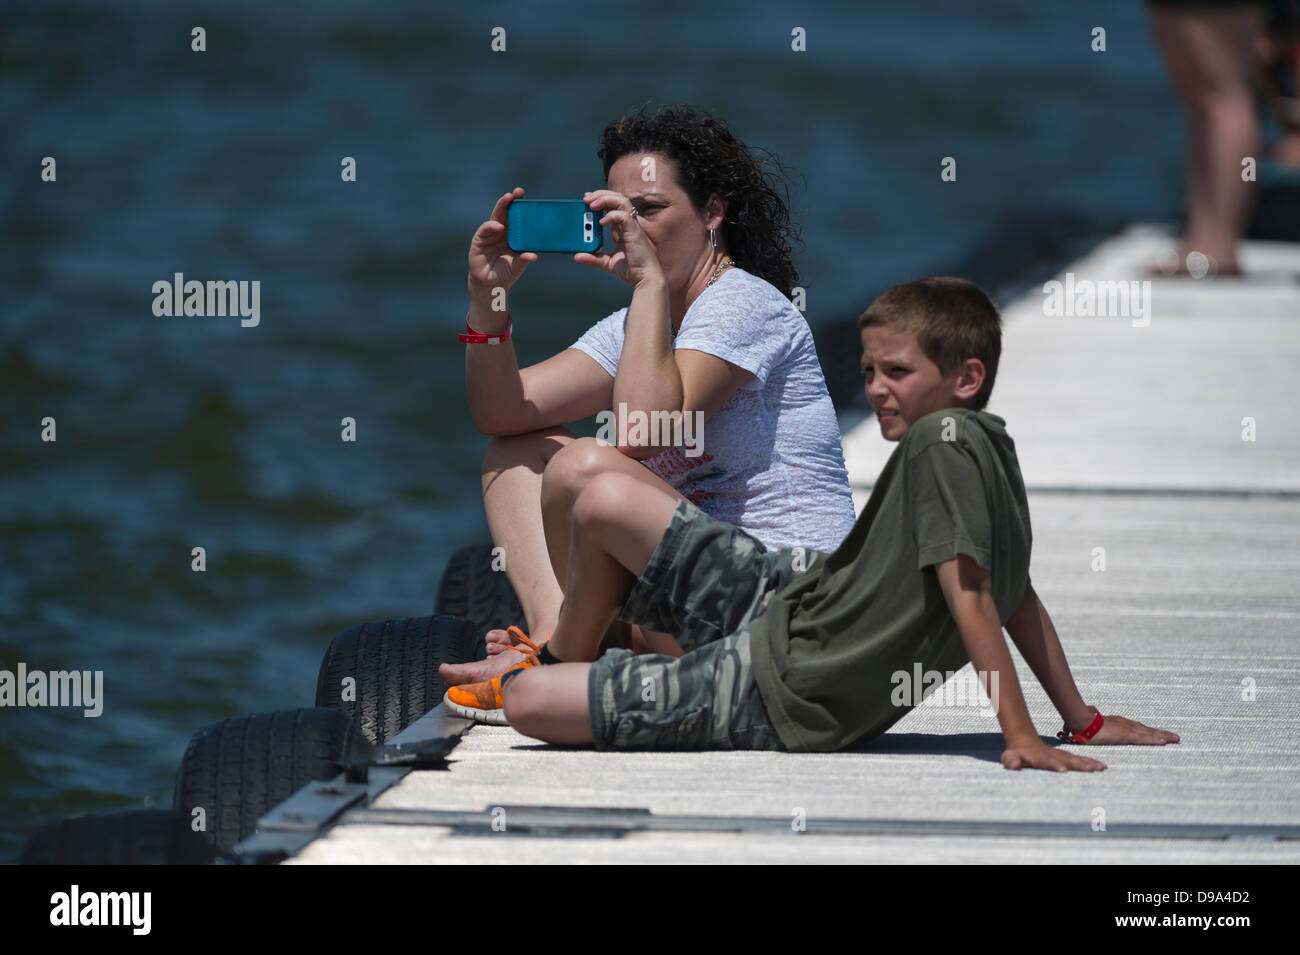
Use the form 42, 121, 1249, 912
540, 436, 624, 505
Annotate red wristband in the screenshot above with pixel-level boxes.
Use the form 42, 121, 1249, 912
460, 313, 511, 344
1057, 707, 1104, 743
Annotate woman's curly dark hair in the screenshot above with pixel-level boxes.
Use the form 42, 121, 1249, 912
598, 104, 803, 299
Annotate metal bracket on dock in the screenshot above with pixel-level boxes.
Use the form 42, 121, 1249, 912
232, 704, 474, 863
371, 735, 461, 769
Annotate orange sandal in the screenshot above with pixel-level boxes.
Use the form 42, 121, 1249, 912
444, 627, 548, 725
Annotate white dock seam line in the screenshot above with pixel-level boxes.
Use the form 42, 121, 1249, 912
345, 806, 1300, 842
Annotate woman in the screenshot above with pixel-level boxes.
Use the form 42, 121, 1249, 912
442, 105, 855, 692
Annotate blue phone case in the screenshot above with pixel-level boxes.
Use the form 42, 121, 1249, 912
506, 200, 602, 253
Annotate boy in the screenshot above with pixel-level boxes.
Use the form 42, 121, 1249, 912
450, 277, 1178, 769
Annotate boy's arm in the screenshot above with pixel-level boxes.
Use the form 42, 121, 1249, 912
1005, 584, 1181, 748
1003, 583, 1095, 736
934, 555, 1107, 772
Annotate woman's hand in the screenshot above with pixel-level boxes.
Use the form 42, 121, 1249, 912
574, 189, 664, 287
468, 187, 539, 303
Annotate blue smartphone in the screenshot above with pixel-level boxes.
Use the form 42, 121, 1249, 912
506, 199, 603, 253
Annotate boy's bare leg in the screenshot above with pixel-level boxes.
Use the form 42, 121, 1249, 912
504, 663, 595, 744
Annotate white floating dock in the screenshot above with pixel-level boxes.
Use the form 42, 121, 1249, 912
293, 226, 1300, 864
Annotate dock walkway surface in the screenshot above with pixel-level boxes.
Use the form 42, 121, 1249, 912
292, 226, 1300, 864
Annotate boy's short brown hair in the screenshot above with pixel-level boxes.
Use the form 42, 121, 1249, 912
856, 277, 1002, 411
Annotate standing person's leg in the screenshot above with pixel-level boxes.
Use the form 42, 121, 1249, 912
1272, 49, 1300, 164
1150, 4, 1266, 274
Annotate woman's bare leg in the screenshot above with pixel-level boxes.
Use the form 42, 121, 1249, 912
541, 438, 688, 657
540, 438, 683, 583
548, 471, 682, 661
482, 427, 575, 637
439, 426, 575, 685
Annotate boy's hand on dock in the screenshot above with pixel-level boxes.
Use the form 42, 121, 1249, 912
1075, 714, 1180, 746
1001, 714, 1179, 771
1001, 740, 1107, 773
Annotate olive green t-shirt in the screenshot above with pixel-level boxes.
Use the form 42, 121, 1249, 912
750, 409, 1033, 753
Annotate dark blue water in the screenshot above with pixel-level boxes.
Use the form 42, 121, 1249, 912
1, 0, 1181, 860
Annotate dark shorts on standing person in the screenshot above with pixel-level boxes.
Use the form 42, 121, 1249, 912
587, 500, 827, 751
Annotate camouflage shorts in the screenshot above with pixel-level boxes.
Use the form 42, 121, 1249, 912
588, 500, 828, 752
617, 500, 826, 655
588, 630, 785, 751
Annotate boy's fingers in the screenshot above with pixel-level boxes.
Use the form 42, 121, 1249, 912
1004, 746, 1106, 772
1131, 719, 1180, 743
1091, 717, 1179, 745
1140, 727, 1178, 744
1052, 751, 1103, 772
1070, 753, 1107, 771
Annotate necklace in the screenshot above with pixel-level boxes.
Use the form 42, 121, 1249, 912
673, 258, 736, 339
706, 256, 736, 288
